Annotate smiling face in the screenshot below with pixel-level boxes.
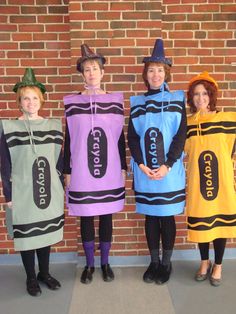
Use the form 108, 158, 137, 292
82, 60, 104, 88
17, 86, 44, 119
192, 83, 210, 113
146, 64, 166, 89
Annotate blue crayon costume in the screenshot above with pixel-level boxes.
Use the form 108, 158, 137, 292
128, 38, 187, 285
130, 83, 186, 216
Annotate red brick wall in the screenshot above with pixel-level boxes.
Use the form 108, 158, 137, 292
0, 0, 235, 257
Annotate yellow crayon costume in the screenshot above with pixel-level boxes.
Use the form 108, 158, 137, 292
185, 111, 236, 242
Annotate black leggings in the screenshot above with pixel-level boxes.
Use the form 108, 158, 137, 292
20, 246, 50, 280
145, 215, 176, 252
80, 214, 112, 242
198, 238, 227, 265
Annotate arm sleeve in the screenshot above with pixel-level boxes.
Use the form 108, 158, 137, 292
165, 102, 187, 167
118, 130, 127, 170
63, 122, 71, 174
127, 116, 144, 165
0, 132, 12, 202
56, 148, 64, 188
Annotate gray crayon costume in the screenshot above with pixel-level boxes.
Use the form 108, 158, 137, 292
1, 119, 64, 251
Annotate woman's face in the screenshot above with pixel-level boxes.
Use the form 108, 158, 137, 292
82, 60, 104, 88
193, 84, 210, 112
146, 64, 165, 89
20, 88, 41, 117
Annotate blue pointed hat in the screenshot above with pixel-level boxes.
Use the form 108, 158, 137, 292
142, 38, 172, 66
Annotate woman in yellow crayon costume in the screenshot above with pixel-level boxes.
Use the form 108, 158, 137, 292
185, 72, 236, 286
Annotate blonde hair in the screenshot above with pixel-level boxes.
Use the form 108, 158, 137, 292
16, 86, 44, 109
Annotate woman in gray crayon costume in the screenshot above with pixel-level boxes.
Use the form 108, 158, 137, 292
0, 68, 64, 297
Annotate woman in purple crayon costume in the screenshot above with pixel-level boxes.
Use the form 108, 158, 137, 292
64, 44, 127, 284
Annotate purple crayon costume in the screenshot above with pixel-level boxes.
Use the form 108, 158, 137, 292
64, 92, 125, 217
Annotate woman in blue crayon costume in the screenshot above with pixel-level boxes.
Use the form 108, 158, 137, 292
128, 38, 186, 284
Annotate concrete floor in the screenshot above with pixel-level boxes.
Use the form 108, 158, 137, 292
1, 260, 236, 314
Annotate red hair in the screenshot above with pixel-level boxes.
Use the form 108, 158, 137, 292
187, 80, 218, 113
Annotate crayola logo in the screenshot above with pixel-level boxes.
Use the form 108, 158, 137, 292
145, 127, 165, 169
32, 157, 51, 209
87, 127, 107, 178
198, 151, 219, 200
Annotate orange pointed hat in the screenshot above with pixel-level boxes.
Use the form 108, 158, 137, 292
188, 71, 218, 90
76, 44, 106, 73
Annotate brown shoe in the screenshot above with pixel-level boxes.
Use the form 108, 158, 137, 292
209, 264, 222, 287
195, 261, 212, 281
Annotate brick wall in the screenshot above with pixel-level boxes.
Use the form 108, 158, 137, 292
0, 0, 235, 257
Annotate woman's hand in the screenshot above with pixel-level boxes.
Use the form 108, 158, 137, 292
122, 169, 126, 184
65, 174, 71, 188
7, 201, 13, 208
152, 165, 169, 180
139, 164, 156, 180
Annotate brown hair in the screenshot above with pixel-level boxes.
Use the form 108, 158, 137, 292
187, 80, 218, 113
16, 86, 44, 109
142, 62, 171, 89
79, 58, 105, 74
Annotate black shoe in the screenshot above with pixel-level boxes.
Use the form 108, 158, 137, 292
143, 262, 159, 283
101, 264, 114, 282
26, 278, 42, 297
37, 273, 61, 290
156, 263, 172, 285
80, 266, 95, 284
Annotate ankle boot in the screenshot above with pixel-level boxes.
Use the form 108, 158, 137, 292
156, 263, 172, 285
143, 262, 159, 283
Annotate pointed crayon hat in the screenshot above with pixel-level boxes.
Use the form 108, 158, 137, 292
142, 38, 172, 66
77, 43, 106, 72
188, 71, 218, 90
13, 68, 46, 94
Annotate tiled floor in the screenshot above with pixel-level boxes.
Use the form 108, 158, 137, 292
1, 259, 236, 314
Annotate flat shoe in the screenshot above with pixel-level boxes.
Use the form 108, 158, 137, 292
37, 273, 61, 290
195, 262, 212, 282
26, 278, 42, 297
80, 266, 95, 284
101, 264, 114, 282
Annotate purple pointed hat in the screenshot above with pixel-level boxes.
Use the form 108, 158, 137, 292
77, 44, 106, 72
142, 38, 172, 66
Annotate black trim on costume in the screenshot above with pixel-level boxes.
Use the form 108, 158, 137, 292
65, 102, 124, 117
6, 130, 63, 148
130, 101, 184, 119
188, 213, 236, 231
135, 188, 185, 205
187, 121, 236, 138
13, 214, 65, 238
69, 187, 125, 204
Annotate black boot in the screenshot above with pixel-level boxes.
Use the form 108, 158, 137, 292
80, 266, 95, 284
156, 263, 172, 285
143, 262, 159, 283
101, 264, 114, 282
26, 278, 42, 297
